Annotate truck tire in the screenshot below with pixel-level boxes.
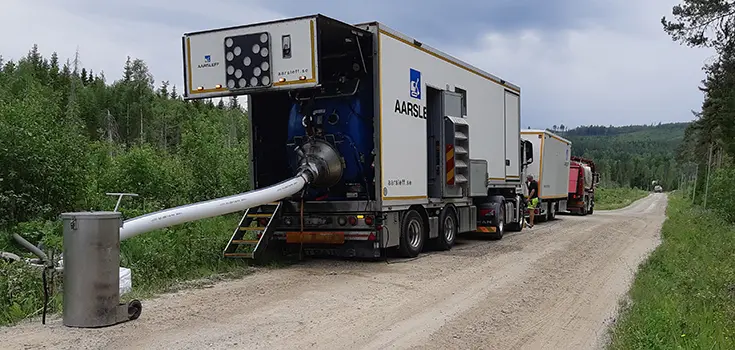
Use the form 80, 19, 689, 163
433, 207, 457, 251
489, 206, 504, 240
581, 197, 588, 216
399, 209, 426, 258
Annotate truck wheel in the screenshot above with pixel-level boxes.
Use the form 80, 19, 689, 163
489, 206, 504, 240
399, 210, 426, 258
588, 202, 594, 215
581, 197, 588, 216
434, 207, 457, 251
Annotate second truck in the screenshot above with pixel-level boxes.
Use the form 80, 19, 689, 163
181, 14, 534, 260
567, 156, 599, 215
520, 129, 573, 222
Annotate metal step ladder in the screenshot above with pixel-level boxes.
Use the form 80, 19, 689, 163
223, 201, 283, 260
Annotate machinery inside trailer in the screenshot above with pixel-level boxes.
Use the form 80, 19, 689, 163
250, 18, 376, 202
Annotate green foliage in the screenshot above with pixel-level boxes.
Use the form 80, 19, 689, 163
559, 123, 687, 190
0, 260, 62, 326
706, 166, 735, 222
594, 187, 649, 210
609, 194, 735, 349
0, 45, 253, 326
663, 1, 735, 219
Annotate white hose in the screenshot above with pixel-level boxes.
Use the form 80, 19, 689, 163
119, 174, 309, 241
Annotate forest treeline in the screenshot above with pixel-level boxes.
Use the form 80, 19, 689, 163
554, 122, 688, 191
0, 45, 251, 232
658, 0, 735, 222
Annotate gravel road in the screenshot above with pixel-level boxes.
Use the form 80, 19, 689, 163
1, 193, 667, 350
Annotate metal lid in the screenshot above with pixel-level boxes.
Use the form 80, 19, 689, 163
59, 211, 122, 219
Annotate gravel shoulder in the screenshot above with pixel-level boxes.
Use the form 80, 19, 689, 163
0, 193, 667, 350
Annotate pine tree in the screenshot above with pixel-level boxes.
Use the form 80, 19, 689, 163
159, 80, 170, 98
123, 56, 133, 82
228, 96, 240, 110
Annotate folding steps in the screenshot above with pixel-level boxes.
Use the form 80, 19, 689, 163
223, 201, 283, 260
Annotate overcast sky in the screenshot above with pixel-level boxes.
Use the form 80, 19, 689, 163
0, 0, 716, 129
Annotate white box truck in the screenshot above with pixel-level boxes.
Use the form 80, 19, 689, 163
181, 14, 534, 260
520, 129, 572, 221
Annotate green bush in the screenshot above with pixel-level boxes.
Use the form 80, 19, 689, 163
595, 186, 649, 210
0, 49, 254, 326
708, 166, 735, 223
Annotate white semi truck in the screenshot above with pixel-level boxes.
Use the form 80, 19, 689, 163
520, 129, 572, 221
180, 14, 534, 260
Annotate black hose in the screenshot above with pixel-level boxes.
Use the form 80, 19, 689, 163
42, 267, 48, 325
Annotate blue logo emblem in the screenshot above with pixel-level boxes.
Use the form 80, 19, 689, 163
204, 55, 211, 62
409, 68, 421, 99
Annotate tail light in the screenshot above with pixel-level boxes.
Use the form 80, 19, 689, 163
368, 232, 377, 241
479, 208, 495, 217
348, 216, 357, 225
365, 216, 374, 225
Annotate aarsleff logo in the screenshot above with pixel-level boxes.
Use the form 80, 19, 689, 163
409, 68, 421, 99
395, 68, 426, 119
197, 54, 220, 69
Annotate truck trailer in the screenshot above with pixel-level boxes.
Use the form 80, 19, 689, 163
520, 130, 572, 221
181, 14, 533, 260
567, 156, 599, 215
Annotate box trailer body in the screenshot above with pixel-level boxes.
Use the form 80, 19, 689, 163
520, 130, 571, 220
182, 14, 533, 260
567, 156, 599, 215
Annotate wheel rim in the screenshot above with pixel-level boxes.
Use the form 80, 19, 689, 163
443, 215, 455, 242
407, 219, 422, 248
498, 213, 504, 233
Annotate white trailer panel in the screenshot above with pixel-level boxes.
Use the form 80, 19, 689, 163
521, 130, 571, 199
377, 26, 521, 201
182, 16, 319, 99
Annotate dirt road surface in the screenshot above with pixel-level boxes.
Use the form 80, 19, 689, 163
1, 193, 667, 350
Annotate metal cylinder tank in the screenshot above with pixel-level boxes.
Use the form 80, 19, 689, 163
61, 211, 122, 328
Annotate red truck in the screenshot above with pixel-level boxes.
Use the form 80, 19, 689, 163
567, 156, 599, 215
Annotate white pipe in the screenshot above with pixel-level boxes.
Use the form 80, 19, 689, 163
119, 174, 309, 241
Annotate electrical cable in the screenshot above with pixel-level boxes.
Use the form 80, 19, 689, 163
41, 267, 48, 325
299, 190, 305, 261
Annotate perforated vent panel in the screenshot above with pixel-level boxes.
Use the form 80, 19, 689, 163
223, 32, 273, 90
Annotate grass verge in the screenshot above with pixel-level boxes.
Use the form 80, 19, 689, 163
0, 214, 259, 326
595, 187, 649, 210
608, 194, 735, 349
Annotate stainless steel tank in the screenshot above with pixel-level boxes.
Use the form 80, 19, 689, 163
61, 211, 140, 328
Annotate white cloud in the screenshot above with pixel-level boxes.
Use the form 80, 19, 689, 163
0, 0, 716, 128
450, 1, 716, 128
